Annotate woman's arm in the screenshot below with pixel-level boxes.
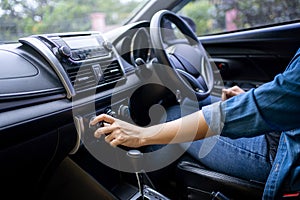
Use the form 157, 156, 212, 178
90, 85, 246, 148
90, 110, 209, 148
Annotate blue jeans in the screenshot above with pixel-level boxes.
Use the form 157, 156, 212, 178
186, 135, 271, 183
164, 96, 272, 183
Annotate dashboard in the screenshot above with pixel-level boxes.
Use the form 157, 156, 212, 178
0, 19, 213, 148
1, 19, 179, 150
0, 16, 217, 198
0, 21, 161, 198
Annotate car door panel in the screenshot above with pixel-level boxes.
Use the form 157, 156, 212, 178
200, 22, 300, 92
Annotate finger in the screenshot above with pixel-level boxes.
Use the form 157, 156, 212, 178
90, 114, 115, 126
110, 139, 120, 147
231, 85, 240, 91
104, 134, 115, 143
231, 86, 245, 94
103, 122, 111, 127
110, 135, 126, 147
221, 89, 229, 101
221, 92, 226, 101
227, 90, 237, 97
222, 88, 230, 94
94, 125, 116, 138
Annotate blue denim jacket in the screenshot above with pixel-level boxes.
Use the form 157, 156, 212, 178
203, 48, 300, 199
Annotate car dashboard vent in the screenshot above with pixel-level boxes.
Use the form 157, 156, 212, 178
67, 59, 124, 93
102, 60, 123, 83
67, 67, 96, 91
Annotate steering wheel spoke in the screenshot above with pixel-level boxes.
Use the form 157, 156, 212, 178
150, 10, 214, 100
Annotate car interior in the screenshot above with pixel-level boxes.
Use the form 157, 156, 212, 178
1, 0, 300, 200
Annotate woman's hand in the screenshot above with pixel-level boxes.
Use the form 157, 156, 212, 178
90, 114, 146, 148
222, 86, 245, 101
90, 109, 210, 148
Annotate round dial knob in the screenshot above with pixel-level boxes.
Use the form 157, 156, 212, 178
58, 45, 71, 58
103, 41, 113, 52
118, 105, 130, 119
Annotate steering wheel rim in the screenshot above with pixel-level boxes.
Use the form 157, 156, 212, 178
150, 10, 214, 100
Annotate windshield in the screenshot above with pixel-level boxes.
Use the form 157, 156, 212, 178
0, 0, 147, 43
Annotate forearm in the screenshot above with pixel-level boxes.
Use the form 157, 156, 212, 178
92, 110, 209, 148
141, 110, 209, 146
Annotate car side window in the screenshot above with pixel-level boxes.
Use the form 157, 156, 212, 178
179, 0, 300, 36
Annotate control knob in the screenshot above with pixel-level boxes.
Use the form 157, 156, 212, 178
105, 108, 116, 117
58, 45, 71, 58
118, 105, 130, 119
103, 41, 113, 52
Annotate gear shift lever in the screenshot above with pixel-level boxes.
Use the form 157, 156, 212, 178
127, 149, 145, 199
126, 150, 170, 200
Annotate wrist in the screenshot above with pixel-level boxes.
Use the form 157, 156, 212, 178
139, 125, 163, 146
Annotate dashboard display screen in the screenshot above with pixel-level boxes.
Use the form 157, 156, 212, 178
63, 36, 100, 49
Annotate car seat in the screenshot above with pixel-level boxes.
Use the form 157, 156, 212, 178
176, 154, 300, 200
176, 155, 265, 200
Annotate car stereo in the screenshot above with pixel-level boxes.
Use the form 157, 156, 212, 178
37, 32, 113, 63
19, 32, 125, 99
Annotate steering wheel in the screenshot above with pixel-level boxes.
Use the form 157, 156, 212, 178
150, 10, 214, 101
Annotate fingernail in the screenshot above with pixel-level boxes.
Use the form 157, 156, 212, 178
90, 120, 96, 126
94, 132, 98, 138
94, 131, 100, 138
110, 143, 116, 148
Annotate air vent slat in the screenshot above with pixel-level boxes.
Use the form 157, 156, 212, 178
65, 59, 124, 93
67, 66, 95, 91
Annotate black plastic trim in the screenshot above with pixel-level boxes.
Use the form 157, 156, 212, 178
0, 93, 66, 113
